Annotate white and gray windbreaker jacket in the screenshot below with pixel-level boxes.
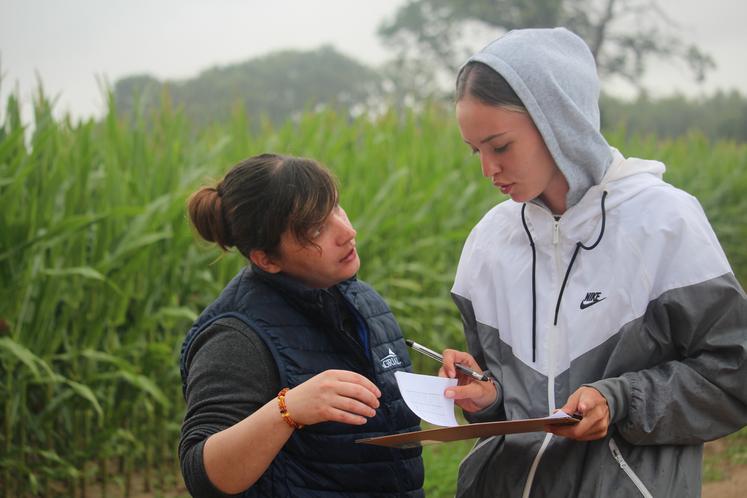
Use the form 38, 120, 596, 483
451, 148, 747, 497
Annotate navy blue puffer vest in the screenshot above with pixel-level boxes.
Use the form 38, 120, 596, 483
180, 268, 424, 497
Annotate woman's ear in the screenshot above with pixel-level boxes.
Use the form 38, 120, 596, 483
249, 249, 282, 273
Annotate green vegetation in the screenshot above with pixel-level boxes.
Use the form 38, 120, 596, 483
1, 92, 746, 497
422, 439, 475, 495
601, 90, 747, 142
703, 427, 747, 483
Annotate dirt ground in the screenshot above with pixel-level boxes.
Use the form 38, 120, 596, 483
134, 467, 747, 498
703, 468, 747, 498
702, 439, 747, 498
109, 439, 747, 497
124, 467, 747, 498
120, 474, 747, 498
133, 470, 747, 498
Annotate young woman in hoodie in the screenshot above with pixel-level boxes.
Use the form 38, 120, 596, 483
178, 153, 424, 497
440, 27, 747, 497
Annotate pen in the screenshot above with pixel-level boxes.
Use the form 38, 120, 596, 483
405, 339, 490, 382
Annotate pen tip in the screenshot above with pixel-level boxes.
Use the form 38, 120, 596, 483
405, 339, 413, 347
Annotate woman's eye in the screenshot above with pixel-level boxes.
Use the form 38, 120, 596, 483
470, 148, 479, 155
494, 144, 509, 154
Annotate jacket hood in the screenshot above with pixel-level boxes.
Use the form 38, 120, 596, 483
573, 147, 665, 221
462, 27, 613, 208
601, 148, 665, 186
531, 147, 666, 241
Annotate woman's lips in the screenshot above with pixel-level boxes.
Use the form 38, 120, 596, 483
490, 176, 514, 195
340, 247, 357, 263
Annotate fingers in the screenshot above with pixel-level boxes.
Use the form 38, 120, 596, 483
555, 389, 581, 419
439, 349, 497, 412
333, 378, 381, 412
441, 349, 480, 379
444, 381, 486, 401
325, 369, 381, 398
316, 395, 378, 425
323, 407, 371, 425
444, 378, 498, 413
549, 387, 610, 441
285, 370, 383, 427
550, 419, 607, 441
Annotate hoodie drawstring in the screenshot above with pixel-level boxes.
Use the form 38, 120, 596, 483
521, 204, 538, 362
521, 191, 608, 363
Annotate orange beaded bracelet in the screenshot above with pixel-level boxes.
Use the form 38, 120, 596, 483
277, 387, 304, 430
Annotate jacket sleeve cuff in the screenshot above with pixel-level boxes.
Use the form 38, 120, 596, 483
464, 378, 506, 423
585, 376, 631, 425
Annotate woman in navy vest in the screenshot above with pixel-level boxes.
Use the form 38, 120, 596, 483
179, 153, 424, 497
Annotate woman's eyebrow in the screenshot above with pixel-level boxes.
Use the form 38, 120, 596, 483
480, 132, 508, 144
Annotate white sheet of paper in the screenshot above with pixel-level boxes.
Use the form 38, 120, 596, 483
548, 410, 572, 419
395, 371, 459, 427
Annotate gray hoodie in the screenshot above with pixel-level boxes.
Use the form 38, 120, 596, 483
452, 28, 747, 497
463, 27, 613, 208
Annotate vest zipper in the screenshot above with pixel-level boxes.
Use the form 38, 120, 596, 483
609, 438, 654, 497
335, 291, 374, 375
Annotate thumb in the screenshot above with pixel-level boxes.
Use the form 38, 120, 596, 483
444, 383, 483, 401
576, 388, 596, 415
558, 390, 581, 416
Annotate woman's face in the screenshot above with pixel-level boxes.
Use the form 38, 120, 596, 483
456, 97, 569, 213
269, 205, 360, 289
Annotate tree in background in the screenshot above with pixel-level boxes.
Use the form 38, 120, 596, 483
114, 46, 383, 127
113, 74, 162, 115
108, 9, 746, 142
601, 89, 747, 141
378, 0, 715, 95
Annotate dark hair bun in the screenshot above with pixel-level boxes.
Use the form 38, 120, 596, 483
187, 186, 233, 250
186, 153, 337, 257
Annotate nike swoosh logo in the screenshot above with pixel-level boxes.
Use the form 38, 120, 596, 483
580, 297, 606, 310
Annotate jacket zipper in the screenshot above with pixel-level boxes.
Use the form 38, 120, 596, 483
609, 438, 654, 497
521, 217, 562, 498
548, 217, 561, 414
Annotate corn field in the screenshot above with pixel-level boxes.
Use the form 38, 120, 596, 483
1, 91, 746, 497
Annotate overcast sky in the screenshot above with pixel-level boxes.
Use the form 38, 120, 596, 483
1, 0, 745, 121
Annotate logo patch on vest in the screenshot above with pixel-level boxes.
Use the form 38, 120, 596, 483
380, 348, 403, 369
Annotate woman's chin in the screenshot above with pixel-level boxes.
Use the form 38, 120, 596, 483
344, 257, 361, 278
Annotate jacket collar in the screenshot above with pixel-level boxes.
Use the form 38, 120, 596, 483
249, 265, 357, 328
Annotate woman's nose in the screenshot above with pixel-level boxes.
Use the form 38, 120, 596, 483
334, 209, 356, 243
340, 221, 356, 243
481, 154, 501, 178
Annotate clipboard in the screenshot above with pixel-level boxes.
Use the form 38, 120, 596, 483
355, 414, 580, 448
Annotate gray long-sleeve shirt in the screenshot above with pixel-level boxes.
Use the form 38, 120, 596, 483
179, 287, 362, 497
179, 317, 279, 497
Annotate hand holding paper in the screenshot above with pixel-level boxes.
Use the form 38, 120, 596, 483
394, 371, 459, 426
549, 386, 609, 440
394, 371, 578, 428
441, 349, 498, 412
359, 371, 581, 448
